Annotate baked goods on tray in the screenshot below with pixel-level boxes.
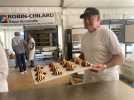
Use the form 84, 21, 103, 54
74, 58, 83, 65
34, 65, 46, 82
59, 58, 67, 66
49, 63, 63, 75
65, 61, 76, 71
74, 57, 91, 67
59, 58, 76, 71
81, 60, 91, 67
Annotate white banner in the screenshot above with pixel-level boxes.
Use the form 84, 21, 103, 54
0, 7, 62, 25
0, 13, 56, 24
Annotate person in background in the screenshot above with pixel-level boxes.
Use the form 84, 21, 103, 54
27, 33, 35, 67
12, 32, 19, 68
79, 7, 124, 83
0, 15, 8, 23
0, 40, 8, 92
12, 32, 27, 74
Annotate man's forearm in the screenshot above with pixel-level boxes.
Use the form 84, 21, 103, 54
105, 55, 124, 68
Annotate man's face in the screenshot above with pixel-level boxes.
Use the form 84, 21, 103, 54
84, 15, 100, 32
15, 32, 20, 36
28, 34, 31, 39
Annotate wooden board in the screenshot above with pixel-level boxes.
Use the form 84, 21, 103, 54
31, 64, 92, 84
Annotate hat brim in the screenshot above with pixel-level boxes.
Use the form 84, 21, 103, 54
80, 14, 84, 19
80, 13, 92, 19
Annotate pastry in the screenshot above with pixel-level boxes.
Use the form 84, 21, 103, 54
34, 65, 43, 71
35, 74, 45, 82
74, 58, 82, 65
81, 60, 90, 67
34, 65, 46, 82
49, 63, 63, 75
60, 58, 67, 67
66, 61, 76, 71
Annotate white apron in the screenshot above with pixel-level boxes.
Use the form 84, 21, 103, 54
0, 42, 8, 92
0, 79, 8, 92
83, 65, 119, 83
28, 38, 35, 60
29, 49, 35, 60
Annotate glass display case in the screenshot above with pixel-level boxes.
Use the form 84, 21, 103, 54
24, 25, 59, 60
71, 28, 87, 58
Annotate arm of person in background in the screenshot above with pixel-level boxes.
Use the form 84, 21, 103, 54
29, 38, 35, 50
23, 40, 27, 49
30, 43, 35, 50
12, 38, 16, 52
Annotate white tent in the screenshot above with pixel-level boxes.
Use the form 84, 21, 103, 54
0, 0, 134, 8
1, 0, 134, 28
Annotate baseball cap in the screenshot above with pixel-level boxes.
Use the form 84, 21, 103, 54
80, 7, 100, 19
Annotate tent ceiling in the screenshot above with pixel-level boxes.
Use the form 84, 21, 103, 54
64, 0, 134, 8
0, 0, 134, 8
0, 0, 61, 7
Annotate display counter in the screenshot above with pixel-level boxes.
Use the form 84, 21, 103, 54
0, 81, 134, 100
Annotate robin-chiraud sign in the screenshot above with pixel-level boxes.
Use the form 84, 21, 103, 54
0, 13, 55, 24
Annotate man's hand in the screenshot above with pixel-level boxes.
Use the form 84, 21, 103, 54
90, 64, 107, 73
